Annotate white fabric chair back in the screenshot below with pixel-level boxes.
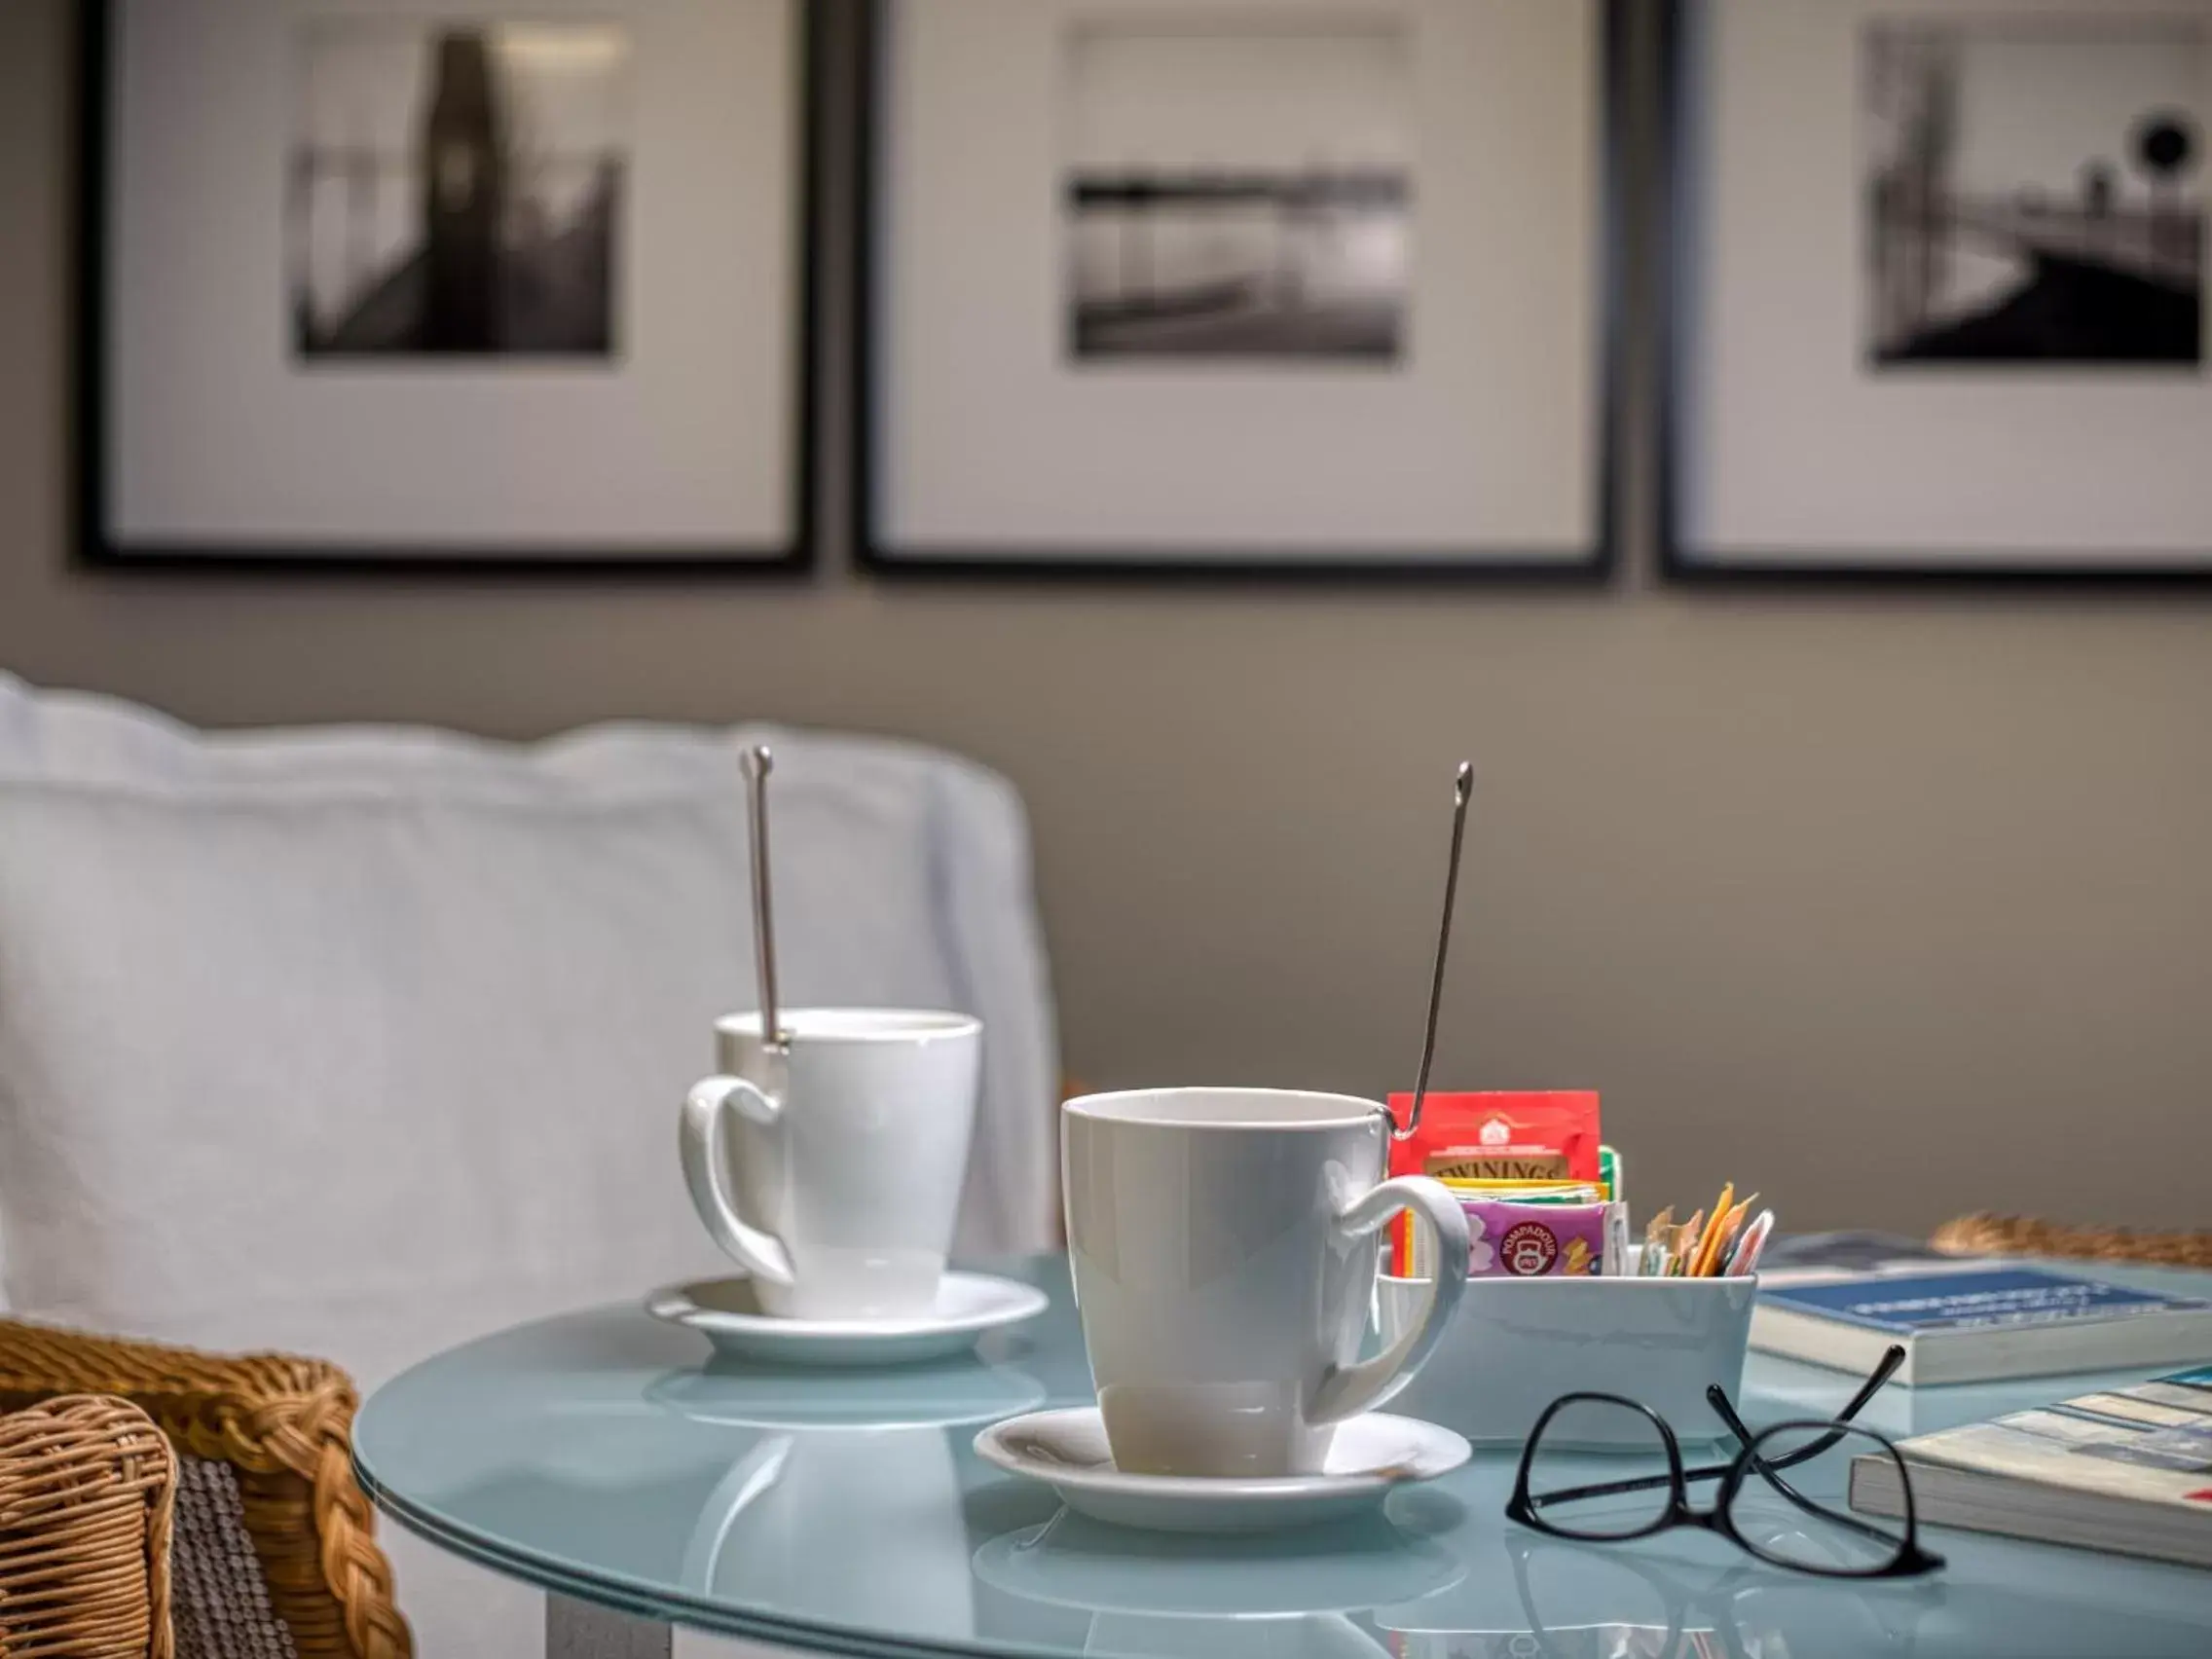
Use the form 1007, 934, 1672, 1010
0, 673, 1061, 1365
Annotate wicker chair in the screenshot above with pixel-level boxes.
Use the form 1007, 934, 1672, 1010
1935, 1212, 2212, 1270
0, 1394, 174, 1659
0, 1323, 410, 1659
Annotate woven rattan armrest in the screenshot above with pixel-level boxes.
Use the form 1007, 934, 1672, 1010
0, 1323, 409, 1659
0, 1393, 175, 1659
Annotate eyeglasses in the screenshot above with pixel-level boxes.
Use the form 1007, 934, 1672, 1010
1505, 1345, 1944, 1579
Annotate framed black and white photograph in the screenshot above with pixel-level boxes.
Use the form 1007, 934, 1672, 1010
1064, 20, 1413, 364
290, 19, 630, 362
83, 0, 816, 571
861, 0, 1622, 576
1665, 0, 2212, 578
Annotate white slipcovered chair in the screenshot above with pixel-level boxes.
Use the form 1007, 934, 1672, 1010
0, 673, 1061, 1655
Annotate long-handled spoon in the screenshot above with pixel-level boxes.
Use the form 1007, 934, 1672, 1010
1397, 761, 1475, 1141
740, 745, 789, 1051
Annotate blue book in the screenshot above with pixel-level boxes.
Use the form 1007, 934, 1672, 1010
1751, 1267, 2212, 1385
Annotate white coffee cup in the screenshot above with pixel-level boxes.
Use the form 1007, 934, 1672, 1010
1062, 1088, 1471, 1479
681, 1009, 981, 1320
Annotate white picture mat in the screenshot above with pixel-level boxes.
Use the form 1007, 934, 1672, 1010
108, 0, 801, 552
874, 0, 1603, 560
1679, 0, 2212, 565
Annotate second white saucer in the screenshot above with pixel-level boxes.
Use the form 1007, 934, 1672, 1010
973, 1407, 1472, 1533
647, 1272, 1050, 1367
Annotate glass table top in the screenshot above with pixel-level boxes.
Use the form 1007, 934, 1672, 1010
354, 1255, 2212, 1658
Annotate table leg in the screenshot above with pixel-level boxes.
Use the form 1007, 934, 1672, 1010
547, 1593, 673, 1659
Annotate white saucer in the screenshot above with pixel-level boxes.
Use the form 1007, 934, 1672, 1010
972, 1408, 1471, 1534
646, 1272, 1050, 1367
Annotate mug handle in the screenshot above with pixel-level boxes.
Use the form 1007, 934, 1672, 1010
679, 1074, 796, 1288
1309, 1174, 1470, 1424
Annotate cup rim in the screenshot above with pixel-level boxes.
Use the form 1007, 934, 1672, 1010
1062, 1087, 1385, 1130
716, 1009, 980, 1044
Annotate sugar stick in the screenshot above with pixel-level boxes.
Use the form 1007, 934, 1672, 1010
1691, 1184, 1735, 1276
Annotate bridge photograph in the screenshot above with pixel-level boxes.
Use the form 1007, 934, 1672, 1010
288, 20, 630, 359
1064, 20, 1412, 363
1865, 20, 2205, 368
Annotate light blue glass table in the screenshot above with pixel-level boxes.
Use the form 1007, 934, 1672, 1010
355, 1257, 2212, 1658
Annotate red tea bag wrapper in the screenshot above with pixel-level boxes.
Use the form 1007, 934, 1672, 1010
1386, 1091, 1601, 1273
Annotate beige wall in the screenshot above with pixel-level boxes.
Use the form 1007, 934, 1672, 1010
5, 0, 2208, 1235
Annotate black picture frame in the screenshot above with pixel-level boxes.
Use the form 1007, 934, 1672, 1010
1658, 0, 2212, 586
76, 0, 824, 577
855, 0, 1628, 582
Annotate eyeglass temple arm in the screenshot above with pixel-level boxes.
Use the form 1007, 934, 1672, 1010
1697, 1346, 1909, 1526
1700, 1394, 1834, 1527
1837, 1345, 1909, 1419
1528, 1346, 1911, 1515
1705, 1345, 1906, 1462
1523, 1466, 1679, 1509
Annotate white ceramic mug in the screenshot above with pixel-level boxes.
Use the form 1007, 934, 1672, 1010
1062, 1088, 1471, 1479
681, 1009, 981, 1320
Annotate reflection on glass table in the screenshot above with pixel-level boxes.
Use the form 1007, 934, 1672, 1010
1380, 1534, 1939, 1659
648, 1354, 1049, 1638
973, 1509, 1462, 1659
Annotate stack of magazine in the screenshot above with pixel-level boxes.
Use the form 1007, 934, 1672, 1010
1850, 1367, 2212, 1569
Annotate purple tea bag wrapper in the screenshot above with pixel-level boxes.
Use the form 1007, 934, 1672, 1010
1463, 1197, 1610, 1277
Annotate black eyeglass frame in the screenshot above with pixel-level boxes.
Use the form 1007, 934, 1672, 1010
1505, 1344, 1945, 1579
